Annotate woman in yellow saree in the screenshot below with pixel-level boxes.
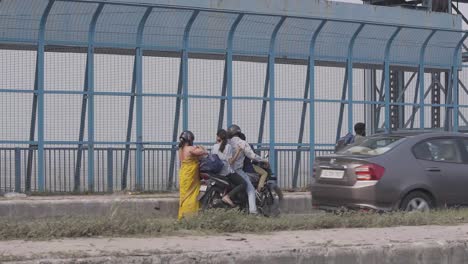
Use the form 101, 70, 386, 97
178, 130, 207, 220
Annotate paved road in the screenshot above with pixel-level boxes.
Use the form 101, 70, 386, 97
2, 224, 468, 263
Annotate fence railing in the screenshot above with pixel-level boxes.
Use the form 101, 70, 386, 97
0, 147, 334, 193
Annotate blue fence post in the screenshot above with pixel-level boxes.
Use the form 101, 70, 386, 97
308, 20, 327, 183
384, 27, 402, 133
226, 14, 243, 127
15, 148, 21, 193
74, 3, 103, 193
182, 11, 199, 131
135, 7, 153, 191
37, 0, 54, 192
451, 32, 468, 132
107, 148, 113, 193
347, 23, 365, 134
85, 3, 104, 192
419, 30, 436, 130
268, 17, 286, 174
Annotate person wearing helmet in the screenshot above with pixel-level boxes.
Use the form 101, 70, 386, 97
177, 130, 207, 220
227, 125, 269, 214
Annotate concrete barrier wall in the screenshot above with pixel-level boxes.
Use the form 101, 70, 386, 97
0, 193, 313, 219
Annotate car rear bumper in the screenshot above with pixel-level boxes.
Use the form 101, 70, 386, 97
310, 181, 395, 211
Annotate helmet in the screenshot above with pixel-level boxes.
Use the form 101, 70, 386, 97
179, 130, 195, 146
227, 124, 242, 138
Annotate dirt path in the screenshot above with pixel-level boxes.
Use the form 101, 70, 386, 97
1, 224, 468, 263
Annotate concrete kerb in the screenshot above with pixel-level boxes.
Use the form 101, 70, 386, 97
0, 192, 312, 219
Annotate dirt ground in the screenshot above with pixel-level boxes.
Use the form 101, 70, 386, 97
1, 224, 468, 263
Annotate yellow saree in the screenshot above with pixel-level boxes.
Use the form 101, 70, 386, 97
178, 156, 201, 220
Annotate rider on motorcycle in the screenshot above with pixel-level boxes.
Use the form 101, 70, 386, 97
211, 129, 247, 208
227, 124, 269, 215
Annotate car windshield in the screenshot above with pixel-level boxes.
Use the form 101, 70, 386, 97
337, 136, 405, 156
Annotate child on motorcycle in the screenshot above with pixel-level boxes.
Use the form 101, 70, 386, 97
238, 133, 269, 193
211, 129, 247, 208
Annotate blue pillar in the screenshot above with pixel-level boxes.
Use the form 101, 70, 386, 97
451, 32, 468, 132
418, 30, 436, 130
347, 24, 365, 134
37, 0, 55, 192
135, 7, 153, 191
182, 11, 199, 131
226, 14, 243, 127
268, 17, 286, 174
308, 20, 326, 182
383, 27, 402, 133
167, 11, 199, 190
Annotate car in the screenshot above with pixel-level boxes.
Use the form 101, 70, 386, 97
310, 132, 468, 212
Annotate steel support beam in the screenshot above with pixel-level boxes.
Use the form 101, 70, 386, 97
135, 7, 153, 191
218, 14, 243, 129
431, 72, 441, 128
336, 69, 349, 142
292, 20, 326, 189
364, 69, 376, 135
167, 10, 199, 190
75, 3, 103, 192
26, 51, 39, 193
267, 17, 286, 176
384, 27, 401, 133
347, 24, 364, 134
418, 30, 436, 130
122, 60, 137, 190
225, 14, 243, 128
451, 32, 468, 132
36, 0, 55, 192
257, 62, 270, 145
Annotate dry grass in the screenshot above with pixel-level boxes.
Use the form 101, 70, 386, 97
1, 209, 468, 240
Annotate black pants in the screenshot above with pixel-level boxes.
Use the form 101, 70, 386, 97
226, 173, 247, 200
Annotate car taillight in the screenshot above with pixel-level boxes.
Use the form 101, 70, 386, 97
355, 163, 385, 181
312, 162, 318, 178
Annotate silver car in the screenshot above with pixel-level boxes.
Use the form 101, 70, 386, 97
311, 132, 468, 211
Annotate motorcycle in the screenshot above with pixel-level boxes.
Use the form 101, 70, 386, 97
198, 161, 283, 217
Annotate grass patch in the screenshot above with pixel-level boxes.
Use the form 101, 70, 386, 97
1, 209, 467, 240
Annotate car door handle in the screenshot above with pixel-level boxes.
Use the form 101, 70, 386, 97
425, 167, 441, 172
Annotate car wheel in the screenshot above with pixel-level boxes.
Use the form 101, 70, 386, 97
400, 191, 433, 212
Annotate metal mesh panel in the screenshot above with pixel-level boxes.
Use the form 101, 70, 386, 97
44, 94, 84, 141
188, 99, 220, 143
143, 55, 180, 94
95, 54, 134, 93
275, 18, 321, 59
0, 0, 48, 42
316, 21, 361, 61
390, 28, 432, 66
425, 31, 462, 67
45, 1, 98, 44
232, 99, 270, 144
0, 93, 33, 141
45, 51, 86, 91
189, 11, 237, 51
188, 58, 225, 96
232, 60, 267, 97
142, 8, 193, 50
0, 49, 36, 90
94, 4, 147, 46
354, 25, 396, 63
142, 97, 176, 143
94, 96, 133, 142
233, 15, 281, 55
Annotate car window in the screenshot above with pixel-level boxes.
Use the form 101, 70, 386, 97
337, 136, 404, 156
413, 139, 462, 163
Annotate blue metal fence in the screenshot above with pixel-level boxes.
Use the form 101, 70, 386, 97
0, 0, 467, 193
